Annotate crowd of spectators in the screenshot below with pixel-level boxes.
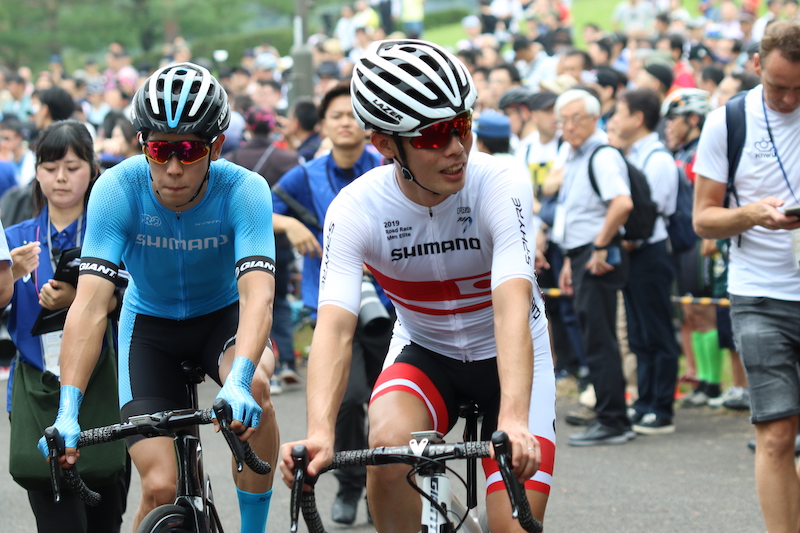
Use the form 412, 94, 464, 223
0, 0, 783, 424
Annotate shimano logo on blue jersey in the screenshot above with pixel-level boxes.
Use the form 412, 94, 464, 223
235, 256, 276, 279
135, 234, 229, 250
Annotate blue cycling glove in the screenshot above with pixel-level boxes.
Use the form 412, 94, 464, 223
216, 357, 261, 428
38, 385, 83, 459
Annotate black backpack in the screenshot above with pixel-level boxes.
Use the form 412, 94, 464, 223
667, 162, 699, 253
724, 91, 747, 245
587, 145, 659, 242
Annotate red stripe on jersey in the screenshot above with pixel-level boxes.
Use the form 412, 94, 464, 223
367, 265, 492, 302
389, 299, 493, 316
370, 362, 450, 433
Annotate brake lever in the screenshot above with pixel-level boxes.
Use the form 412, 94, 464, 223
289, 445, 309, 533
289, 444, 317, 533
213, 398, 247, 472
44, 426, 65, 503
491, 430, 526, 519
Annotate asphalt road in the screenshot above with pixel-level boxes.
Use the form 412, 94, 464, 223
1, 373, 764, 532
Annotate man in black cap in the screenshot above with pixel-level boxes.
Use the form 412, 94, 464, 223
586, 67, 625, 130
688, 44, 716, 77
636, 62, 674, 102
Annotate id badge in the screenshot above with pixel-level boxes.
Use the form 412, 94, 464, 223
551, 204, 566, 244
41, 330, 63, 377
793, 229, 800, 269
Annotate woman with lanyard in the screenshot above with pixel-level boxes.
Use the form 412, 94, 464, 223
4, 119, 128, 533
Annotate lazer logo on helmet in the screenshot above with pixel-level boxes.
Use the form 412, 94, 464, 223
372, 99, 404, 122
135, 234, 230, 250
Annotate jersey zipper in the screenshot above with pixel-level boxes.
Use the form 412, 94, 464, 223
175, 211, 187, 319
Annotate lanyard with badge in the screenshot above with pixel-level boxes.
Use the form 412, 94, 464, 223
40, 213, 82, 376
763, 97, 800, 268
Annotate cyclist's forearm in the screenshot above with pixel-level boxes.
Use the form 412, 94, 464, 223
493, 280, 534, 426
59, 291, 111, 392
305, 305, 358, 441
235, 271, 275, 365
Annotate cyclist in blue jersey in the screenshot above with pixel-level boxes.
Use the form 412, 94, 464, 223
39, 63, 279, 533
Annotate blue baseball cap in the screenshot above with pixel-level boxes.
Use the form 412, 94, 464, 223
474, 112, 511, 139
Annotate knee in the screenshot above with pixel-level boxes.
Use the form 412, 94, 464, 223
141, 471, 177, 507
758, 422, 798, 459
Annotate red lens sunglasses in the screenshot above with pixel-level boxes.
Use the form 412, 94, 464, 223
405, 111, 473, 150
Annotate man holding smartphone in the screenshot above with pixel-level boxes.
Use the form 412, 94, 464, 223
551, 89, 635, 446
693, 21, 800, 533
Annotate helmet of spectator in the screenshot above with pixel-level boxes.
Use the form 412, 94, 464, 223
498, 86, 534, 110
131, 62, 230, 139
660, 88, 712, 118
351, 39, 477, 135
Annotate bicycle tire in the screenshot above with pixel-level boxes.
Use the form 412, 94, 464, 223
136, 504, 193, 533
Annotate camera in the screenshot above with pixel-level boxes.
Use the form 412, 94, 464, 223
359, 275, 391, 335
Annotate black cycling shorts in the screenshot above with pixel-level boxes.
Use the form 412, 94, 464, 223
120, 302, 238, 448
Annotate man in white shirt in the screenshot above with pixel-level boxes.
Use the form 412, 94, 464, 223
554, 89, 635, 446
693, 21, 800, 533
608, 88, 680, 435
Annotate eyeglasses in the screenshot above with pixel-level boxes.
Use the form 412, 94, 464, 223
557, 114, 591, 128
141, 139, 213, 164
405, 111, 473, 150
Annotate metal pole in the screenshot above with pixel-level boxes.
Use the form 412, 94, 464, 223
289, 0, 314, 106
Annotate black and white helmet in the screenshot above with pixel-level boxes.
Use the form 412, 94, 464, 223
660, 88, 711, 119
131, 62, 230, 138
351, 39, 477, 135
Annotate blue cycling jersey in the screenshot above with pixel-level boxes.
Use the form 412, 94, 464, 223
81, 155, 276, 320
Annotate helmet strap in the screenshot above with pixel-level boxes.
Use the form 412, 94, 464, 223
393, 134, 440, 197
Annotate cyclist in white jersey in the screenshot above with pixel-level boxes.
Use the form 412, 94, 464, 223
279, 39, 556, 532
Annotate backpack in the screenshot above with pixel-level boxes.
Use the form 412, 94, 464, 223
650, 147, 699, 254
724, 91, 747, 245
587, 145, 659, 242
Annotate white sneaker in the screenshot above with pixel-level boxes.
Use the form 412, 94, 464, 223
269, 376, 283, 395
707, 387, 743, 408
0, 366, 10, 381
277, 364, 303, 384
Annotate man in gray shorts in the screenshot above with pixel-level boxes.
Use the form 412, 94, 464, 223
693, 21, 800, 533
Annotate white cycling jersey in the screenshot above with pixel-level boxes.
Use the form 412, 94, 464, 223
319, 151, 548, 362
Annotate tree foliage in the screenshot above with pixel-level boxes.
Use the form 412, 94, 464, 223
0, 0, 264, 72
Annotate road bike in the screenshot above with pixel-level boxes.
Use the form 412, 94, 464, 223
289, 402, 544, 533
44, 363, 271, 533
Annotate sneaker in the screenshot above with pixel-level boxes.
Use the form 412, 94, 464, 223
567, 420, 632, 446
564, 405, 596, 426
627, 407, 644, 425
722, 387, 751, 411
0, 366, 9, 381
269, 376, 282, 395
633, 413, 675, 435
681, 389, 710, 408
706, 386, 744, 408
277, 363, 303, 384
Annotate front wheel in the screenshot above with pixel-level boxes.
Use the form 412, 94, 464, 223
136, 504, 193, 533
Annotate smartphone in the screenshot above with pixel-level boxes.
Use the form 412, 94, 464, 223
606, 245, 621, 266
785, 205, 800, 217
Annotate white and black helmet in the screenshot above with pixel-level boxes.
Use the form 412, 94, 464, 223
351, 39, 477, 135
131, 62, 230, 138
661, 88, 712, 118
